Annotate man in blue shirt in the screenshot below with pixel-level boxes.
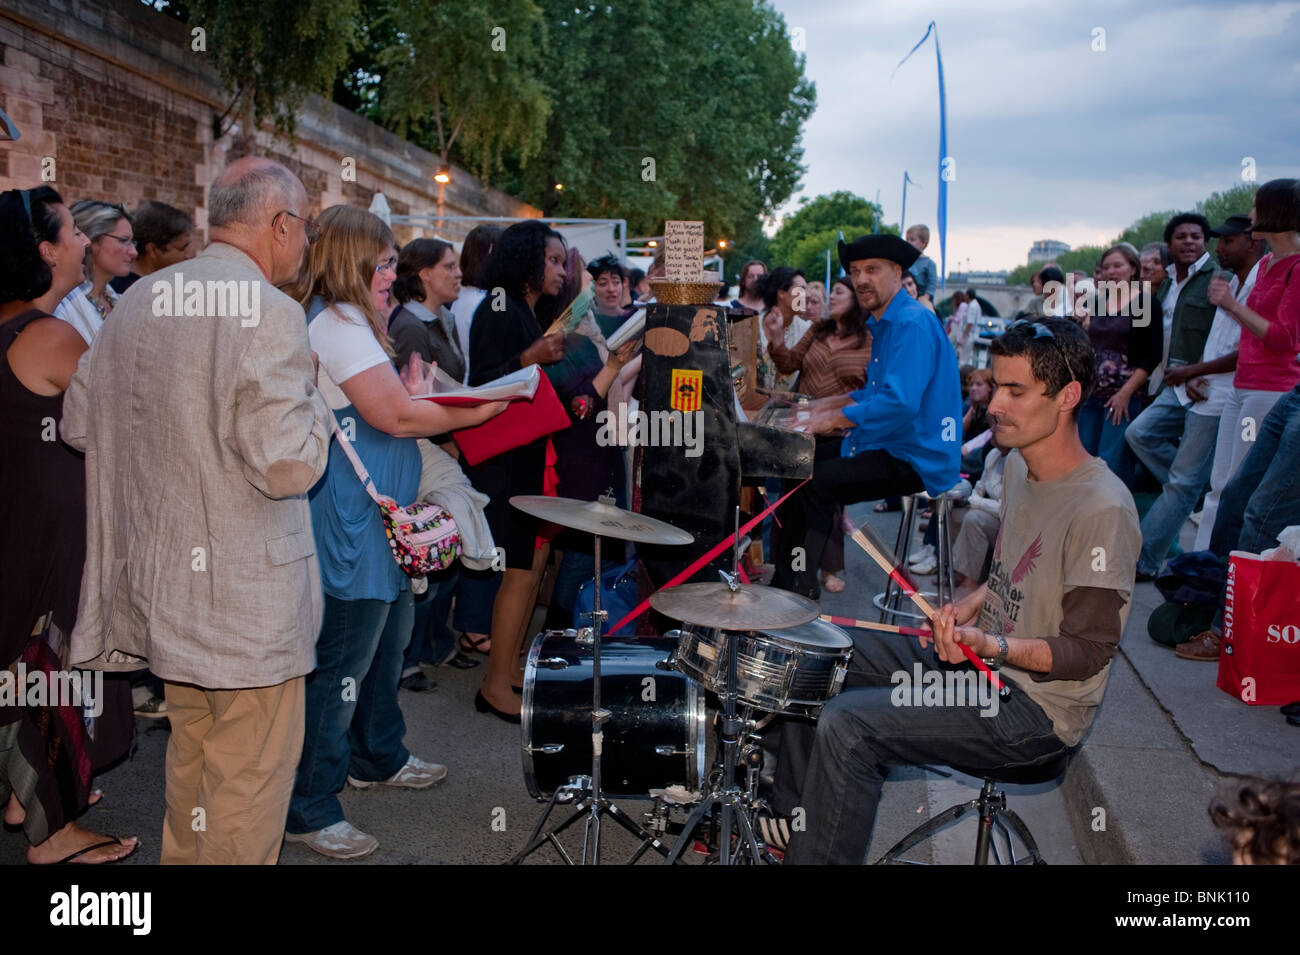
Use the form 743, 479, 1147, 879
771, 234, 962, 598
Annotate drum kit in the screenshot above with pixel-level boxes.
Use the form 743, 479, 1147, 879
506, 492, 853, 865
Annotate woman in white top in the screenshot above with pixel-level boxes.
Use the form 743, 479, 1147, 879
283, 205, 504, 860
52, 200, 137, 343
449, 224, 503, 384
757, 266, 812, 393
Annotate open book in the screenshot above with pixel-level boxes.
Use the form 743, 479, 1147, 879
412, 363, 541, 406
604, 307, 646, 350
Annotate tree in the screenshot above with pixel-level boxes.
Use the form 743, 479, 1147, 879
494, 0, 815, 236
370, 0, 550, 180
768, 191, 885, 276
1005, 183, 1259, 285
179, 0, 362, 141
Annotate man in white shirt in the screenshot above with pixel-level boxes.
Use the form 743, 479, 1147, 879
1128, 216, 1263, 579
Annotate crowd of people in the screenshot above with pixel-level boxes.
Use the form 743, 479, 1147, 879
2, 157, 1297, 865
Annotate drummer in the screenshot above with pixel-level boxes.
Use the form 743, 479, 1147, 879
771, 234, 962, 599
771, 319, 1140, 864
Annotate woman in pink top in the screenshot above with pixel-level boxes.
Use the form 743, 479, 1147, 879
1202, 178, 1300, 541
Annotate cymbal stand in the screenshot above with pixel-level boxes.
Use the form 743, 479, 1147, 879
665, 509, 769, 864
509, 493, 671, 865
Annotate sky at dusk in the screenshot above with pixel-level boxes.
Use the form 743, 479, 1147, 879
765, 0, 1300, 272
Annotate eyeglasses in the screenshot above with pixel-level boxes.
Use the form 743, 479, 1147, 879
1006, 319, 1079, 386
101, 233, 136, 248
375, 255, 398, 274
280, 210, 322, 244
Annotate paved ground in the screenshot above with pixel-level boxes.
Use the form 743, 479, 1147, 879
3, 500, 1288, 865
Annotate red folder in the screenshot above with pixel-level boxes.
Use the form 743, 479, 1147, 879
452, 370, 570, 466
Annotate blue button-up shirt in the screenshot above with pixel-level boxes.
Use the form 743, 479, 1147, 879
840, 289, 962, 495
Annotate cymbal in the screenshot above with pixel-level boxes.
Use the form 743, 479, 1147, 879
509, 495, 694, 545
650, 583, 819, 630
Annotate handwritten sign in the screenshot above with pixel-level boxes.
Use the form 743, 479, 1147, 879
664, 220, 704, 282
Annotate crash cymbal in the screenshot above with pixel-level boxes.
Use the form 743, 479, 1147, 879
509, 495, 693, 545
650, 582, 820, 631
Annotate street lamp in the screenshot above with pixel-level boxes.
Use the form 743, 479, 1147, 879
434, 164, 451, 233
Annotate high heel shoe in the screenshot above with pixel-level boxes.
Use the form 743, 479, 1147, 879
474, 690, 521, 724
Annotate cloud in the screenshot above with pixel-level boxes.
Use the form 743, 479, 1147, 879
769, 0, 1300, 270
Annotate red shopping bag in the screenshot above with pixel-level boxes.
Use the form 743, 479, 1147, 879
1216, 550, 1300, 705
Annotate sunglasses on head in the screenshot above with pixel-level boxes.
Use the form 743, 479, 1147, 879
1005, 319, 1078, 386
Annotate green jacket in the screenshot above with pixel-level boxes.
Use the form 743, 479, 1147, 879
1167, 256, 1218, 368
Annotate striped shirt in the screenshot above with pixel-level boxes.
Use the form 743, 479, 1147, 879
767, 325, 871, 399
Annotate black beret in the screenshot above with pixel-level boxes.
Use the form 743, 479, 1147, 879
838, 234, 921, 272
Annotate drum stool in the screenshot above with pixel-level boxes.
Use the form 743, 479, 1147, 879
877, 751, 1071, 865
873, 490, 957, 623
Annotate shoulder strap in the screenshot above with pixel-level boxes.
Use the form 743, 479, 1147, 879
318, 365, 385, 504
328, 409, 384, 504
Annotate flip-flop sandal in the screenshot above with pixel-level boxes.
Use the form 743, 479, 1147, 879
458, 633, 491, 655
40, 836, 139, 866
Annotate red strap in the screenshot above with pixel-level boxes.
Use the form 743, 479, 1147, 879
605, 480, 809, 634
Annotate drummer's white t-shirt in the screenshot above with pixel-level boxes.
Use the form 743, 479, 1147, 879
308, 303, 392, 410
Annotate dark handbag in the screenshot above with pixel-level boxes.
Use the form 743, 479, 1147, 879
573, 559, 640, 635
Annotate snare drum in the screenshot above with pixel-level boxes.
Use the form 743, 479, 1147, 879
522, 630, 707, 800
669, 619, 853, 715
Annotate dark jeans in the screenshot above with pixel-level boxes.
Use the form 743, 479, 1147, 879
782, 632, 1065, 865
288, 591, 413, 833
453, 566, 501, 635
1208, 383, 1300, 633
404, 575, 447, 672
772, 438, 924, 597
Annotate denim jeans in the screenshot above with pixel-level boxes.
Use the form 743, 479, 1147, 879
1124, 387, 1188, 486
783, 632, 1065, 865
1078, 395, 1143, 487
1209, 384, 1300, 633
1136, 409, 1219, 575
288, 590, 413, 833
404, 575, 447, 673
1195, 388, 1285, 551
453, 566, 501, 635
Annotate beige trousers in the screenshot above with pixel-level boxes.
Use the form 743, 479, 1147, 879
160, 677, 305, 865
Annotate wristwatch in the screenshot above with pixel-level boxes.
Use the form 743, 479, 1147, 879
982, 632, 1009, 668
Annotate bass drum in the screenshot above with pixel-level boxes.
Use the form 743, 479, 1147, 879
522, 630, 707, 800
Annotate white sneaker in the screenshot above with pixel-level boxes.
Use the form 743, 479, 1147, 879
348, 754, 447, 790
912, 552, 938, 575
284, 820, 378, 859
908, 544, 936, 567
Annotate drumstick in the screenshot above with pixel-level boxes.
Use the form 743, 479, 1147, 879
842, 515, 1004, 691
820, 614, 931, 639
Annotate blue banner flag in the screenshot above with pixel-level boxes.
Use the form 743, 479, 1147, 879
894, 22, 948, 290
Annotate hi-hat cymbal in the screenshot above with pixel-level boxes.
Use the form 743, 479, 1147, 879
650, 582, 819, 631
509, 495, 694, 545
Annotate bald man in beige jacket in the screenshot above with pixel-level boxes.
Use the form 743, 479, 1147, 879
62, 158, 331, 864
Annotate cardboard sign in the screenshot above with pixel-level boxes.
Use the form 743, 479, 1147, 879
664, 220, 704, 282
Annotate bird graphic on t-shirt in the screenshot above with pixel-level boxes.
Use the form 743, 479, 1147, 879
1011, 534, 1044, 583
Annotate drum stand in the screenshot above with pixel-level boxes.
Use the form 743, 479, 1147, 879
509, 498, 672, 866
664, 570, 771, 865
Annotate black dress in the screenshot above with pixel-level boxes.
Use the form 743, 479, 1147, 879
0, 310, 131, 843
466, 293, 547, 569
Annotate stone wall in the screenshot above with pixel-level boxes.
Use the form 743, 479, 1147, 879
0, 0, 538, 243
